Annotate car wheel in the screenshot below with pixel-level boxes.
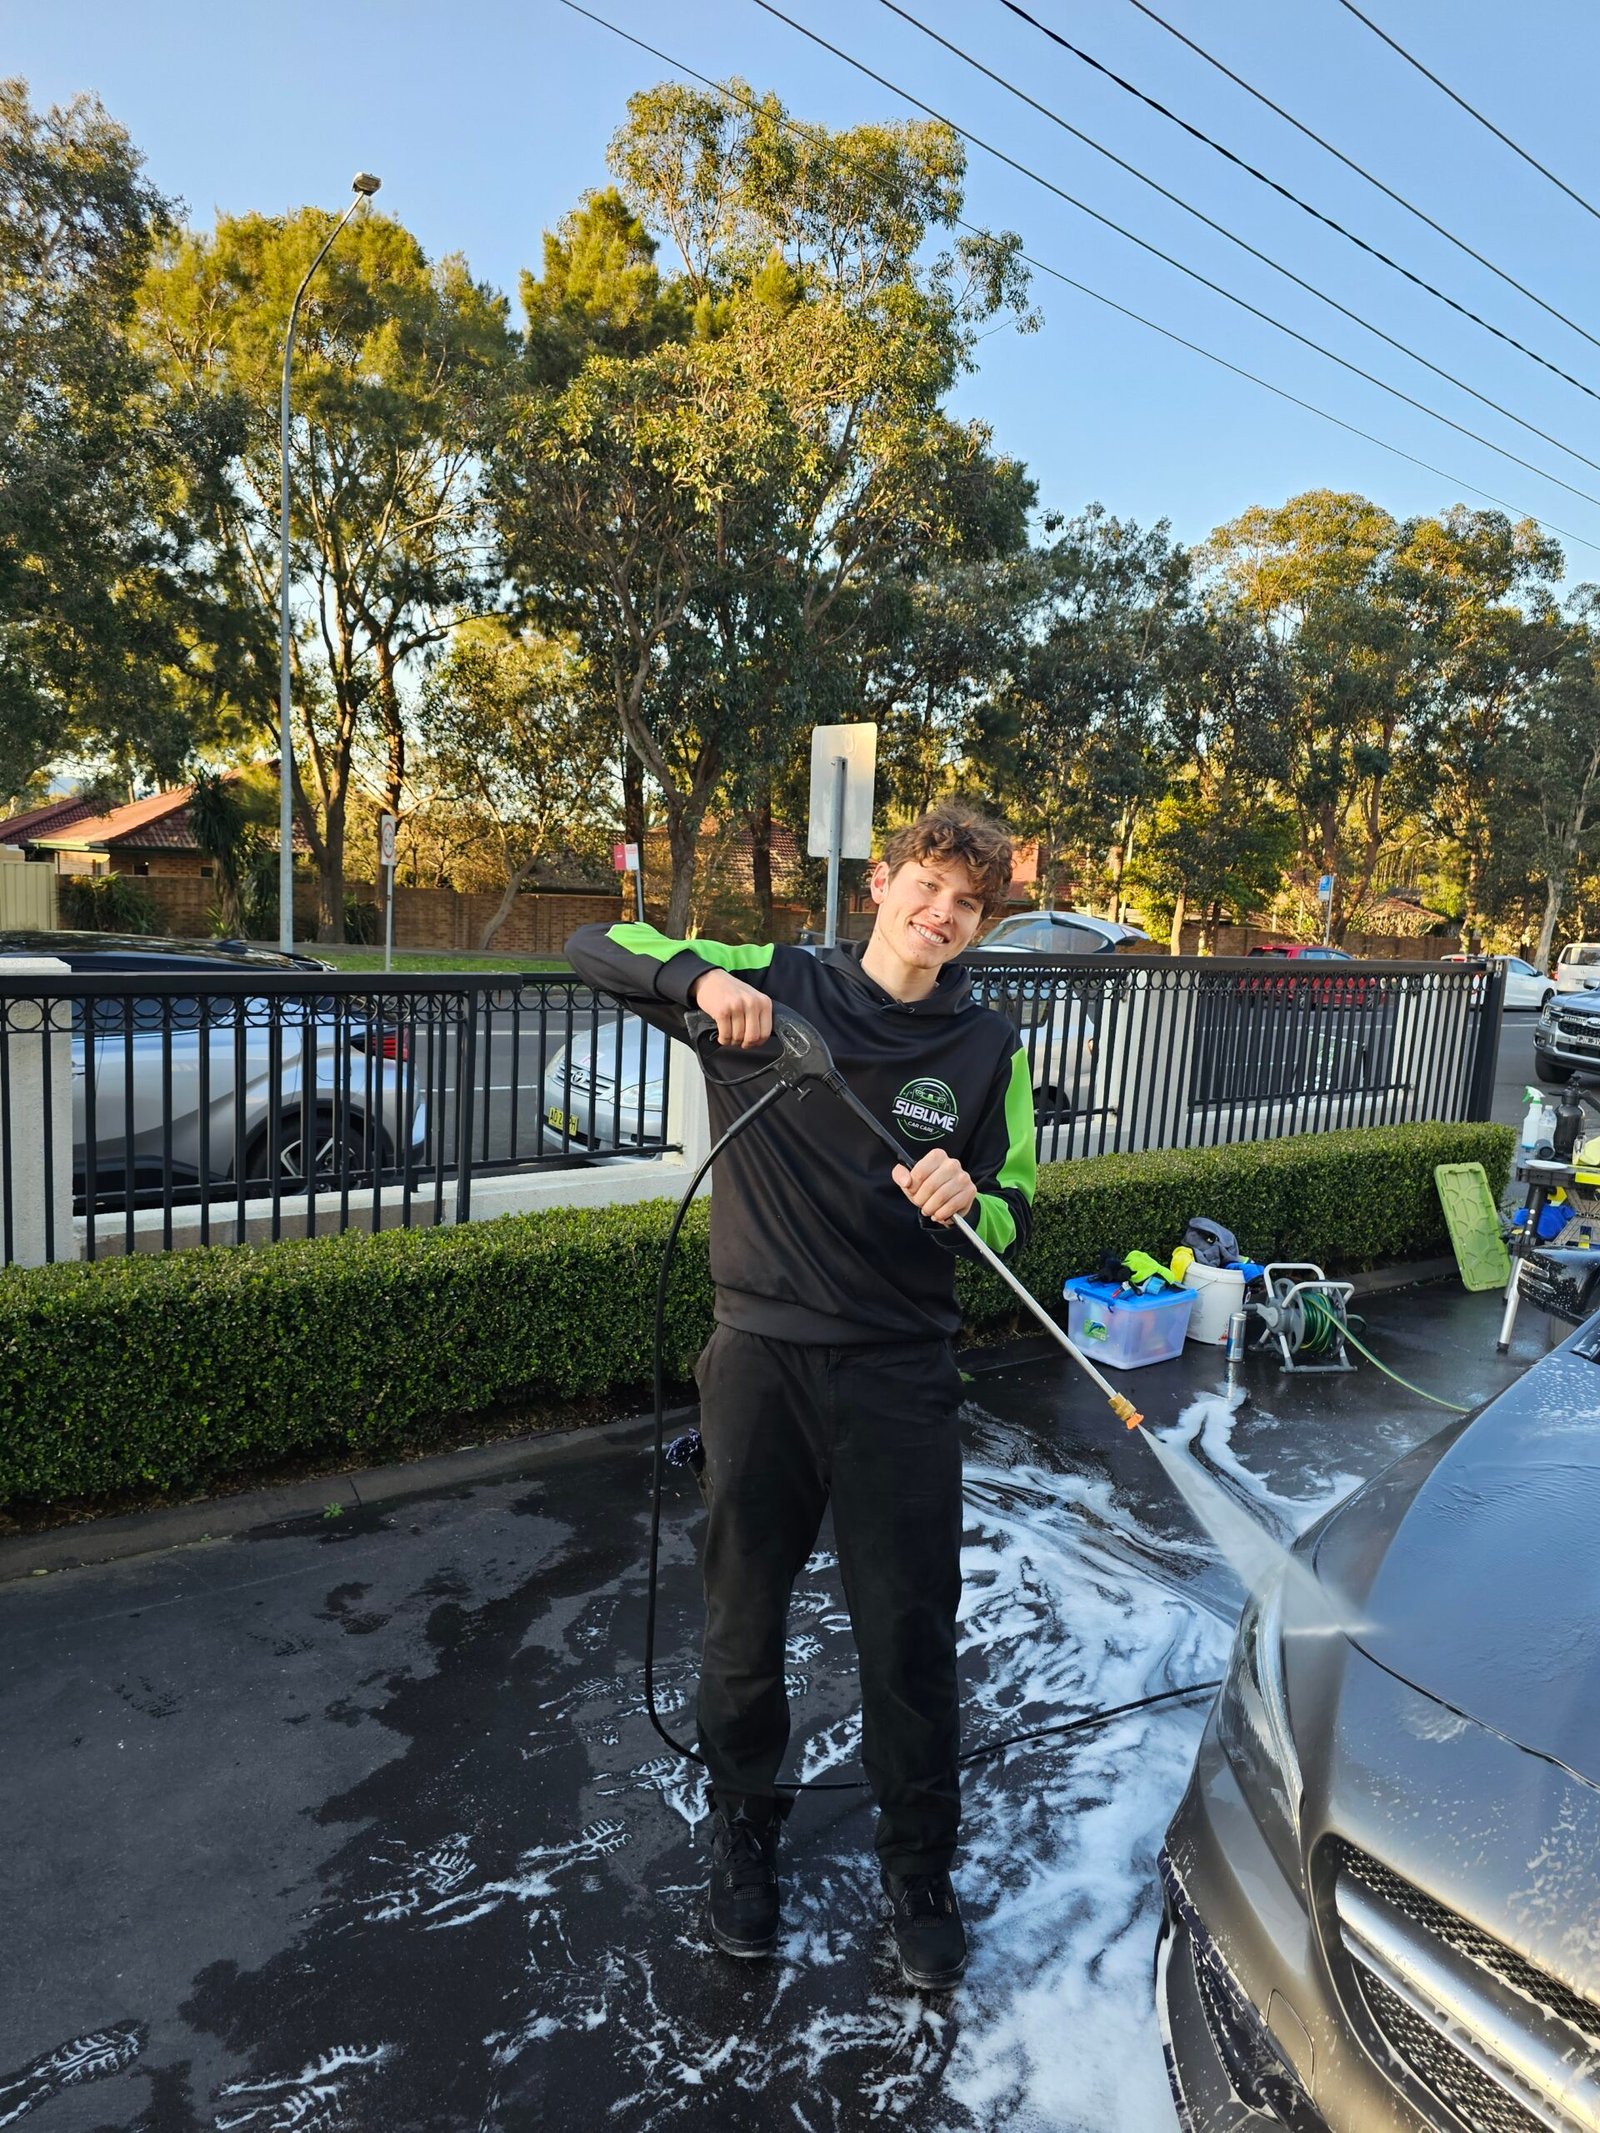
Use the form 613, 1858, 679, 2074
1033, 1083, 1074, 1123
1535, 1060, 1573, 1088
241, 1105, 391, 1184
1541, 988, 1555, 1010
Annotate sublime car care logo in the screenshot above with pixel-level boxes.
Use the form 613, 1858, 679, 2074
892, 1075, 959, 1142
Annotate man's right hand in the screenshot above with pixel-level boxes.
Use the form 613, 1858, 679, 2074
690, 969, 773, 1049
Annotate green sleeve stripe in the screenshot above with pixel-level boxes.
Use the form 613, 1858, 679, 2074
997, 1049, 1038, 1203
607, 924, 775, 973
973, 1192, 1017, 1254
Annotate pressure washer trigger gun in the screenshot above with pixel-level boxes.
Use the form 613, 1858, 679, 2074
684, 1003, 849, 1105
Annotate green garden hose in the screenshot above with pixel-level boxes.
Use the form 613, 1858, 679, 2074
1299, 1289, 1471, 1414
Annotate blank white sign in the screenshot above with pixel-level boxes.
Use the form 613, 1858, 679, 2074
807, 723, 877, 859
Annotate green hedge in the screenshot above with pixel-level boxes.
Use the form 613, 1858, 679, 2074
0, 1121, 1511, 1506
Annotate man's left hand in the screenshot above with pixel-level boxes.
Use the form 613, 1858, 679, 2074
892, 1147, 977, 1227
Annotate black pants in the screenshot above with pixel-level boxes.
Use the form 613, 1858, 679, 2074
693, 1324, 965, 1877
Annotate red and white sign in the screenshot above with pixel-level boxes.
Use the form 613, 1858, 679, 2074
613, 841, 641, 873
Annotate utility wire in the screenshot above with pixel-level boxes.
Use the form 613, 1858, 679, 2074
1122, 0, 1600, 359
1006, 240, 1600, 559
992, 0, 1600, 406
750, 0, 1600, 512
1334, 0, 1600, 229
554, 0, 1600, 560
881, 0, 1600, 482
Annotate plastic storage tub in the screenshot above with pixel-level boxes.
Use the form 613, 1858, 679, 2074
1062, 1276, 1195, 1371
1184, 1262, 1246, 1344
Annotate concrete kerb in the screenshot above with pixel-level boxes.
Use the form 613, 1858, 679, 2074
0, 1257, 1464, 1587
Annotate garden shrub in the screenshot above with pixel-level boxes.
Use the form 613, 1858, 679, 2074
0, 1120, 1512, 1505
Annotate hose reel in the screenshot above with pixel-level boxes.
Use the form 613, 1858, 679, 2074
1248, 1263, 1357, 1375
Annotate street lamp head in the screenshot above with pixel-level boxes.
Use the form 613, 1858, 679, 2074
351, 172, 381, 197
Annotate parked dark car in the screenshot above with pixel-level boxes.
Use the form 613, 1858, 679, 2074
1535, 987, 1600, 1086
1159, 1310, 1600, 2132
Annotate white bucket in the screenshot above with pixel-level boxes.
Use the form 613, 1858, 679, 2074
1184, 1261, 1246, 1344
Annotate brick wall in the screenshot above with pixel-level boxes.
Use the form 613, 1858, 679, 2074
137, 876, 214, 936
135, 873, 617, 952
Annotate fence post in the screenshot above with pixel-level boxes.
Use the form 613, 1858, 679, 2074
1465, 959, 1506, 1119
666, 1037, 711, 1172
454, 991, 478, 1224
0, 958, 74, 1266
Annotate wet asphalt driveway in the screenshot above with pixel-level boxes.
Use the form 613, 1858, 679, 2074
0, 1283, 1553, 2133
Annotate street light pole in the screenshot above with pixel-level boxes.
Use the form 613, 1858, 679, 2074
278, 172, 381, 951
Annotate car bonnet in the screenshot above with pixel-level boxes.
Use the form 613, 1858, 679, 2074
1314, 1325, 1600, 1789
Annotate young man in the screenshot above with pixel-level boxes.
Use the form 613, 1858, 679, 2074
565, 803, 1035, 1988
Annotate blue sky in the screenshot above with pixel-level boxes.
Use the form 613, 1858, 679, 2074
11, 0, 1600, 585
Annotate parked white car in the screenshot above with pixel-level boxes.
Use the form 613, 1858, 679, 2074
1554, 942, 1600, 995
1441, 953, 1555, 1010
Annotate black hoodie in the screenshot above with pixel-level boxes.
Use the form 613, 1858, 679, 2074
565, 923, 1036, 1345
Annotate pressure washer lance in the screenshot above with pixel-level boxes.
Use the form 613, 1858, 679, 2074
684, 1004, 1145, 1432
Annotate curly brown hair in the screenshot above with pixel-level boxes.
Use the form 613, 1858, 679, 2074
881, 803, 1015, 919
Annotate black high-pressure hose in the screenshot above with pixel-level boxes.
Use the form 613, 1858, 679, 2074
642, 1009, 1220, 1798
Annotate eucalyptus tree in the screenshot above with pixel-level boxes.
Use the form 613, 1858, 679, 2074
141, 208, 516, 938
418, 625, 616, 949
992, 507, 1191, 914
497, 79, 1034, 932
0, 79, 229, 796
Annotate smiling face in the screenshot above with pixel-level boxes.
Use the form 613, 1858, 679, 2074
862, 852, 988, 999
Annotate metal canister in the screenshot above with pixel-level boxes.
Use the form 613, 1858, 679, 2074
1226, 1310, 1249, 1363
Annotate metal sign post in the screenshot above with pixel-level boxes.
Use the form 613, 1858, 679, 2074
807, 723, 877, 947
379, 813, 398, 972
614, 838, 644, 922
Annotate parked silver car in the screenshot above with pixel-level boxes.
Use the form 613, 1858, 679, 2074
1159, 1312, 1600, 2132
0, 932, 427, 1193
974, 908, 1148, 1118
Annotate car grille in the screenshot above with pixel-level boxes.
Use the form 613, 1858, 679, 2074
1551, 1015, 1600, 1050
1332, 1842, 1600, 2133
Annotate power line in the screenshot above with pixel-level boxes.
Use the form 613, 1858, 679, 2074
749, 0, 1600, 512
1334, 0, 1600, 228
992, 0, 1600, 406
880, 0, 1600, 481
1008, 246, 1600, 559
553, 0, 1600, 559
1122, 0, 1600, 358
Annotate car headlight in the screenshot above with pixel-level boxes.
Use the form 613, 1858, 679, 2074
1215, 1565, 1304, 1886
619, 1079, 664, 1109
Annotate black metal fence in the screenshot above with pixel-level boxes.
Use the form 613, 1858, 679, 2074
0, 954, 1501, 1267
0, 967, 677, 1266
964, 951, 1503, 1164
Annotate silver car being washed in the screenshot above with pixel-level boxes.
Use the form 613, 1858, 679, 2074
1159, 1311, 1600, 2133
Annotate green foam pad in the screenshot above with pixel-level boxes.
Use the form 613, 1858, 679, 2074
1434, 1162, 1511, 1292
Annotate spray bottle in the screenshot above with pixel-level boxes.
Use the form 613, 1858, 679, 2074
1521, 1085, 1559, 1155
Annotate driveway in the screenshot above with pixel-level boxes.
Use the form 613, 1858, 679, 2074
0, 1285, 1549, 2132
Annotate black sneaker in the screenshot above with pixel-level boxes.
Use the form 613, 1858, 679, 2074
882, 1870, 967, 1988
707, 1797, 783, 1958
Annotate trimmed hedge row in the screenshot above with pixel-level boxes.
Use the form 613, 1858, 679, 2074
0, 1121, 1511, 1505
